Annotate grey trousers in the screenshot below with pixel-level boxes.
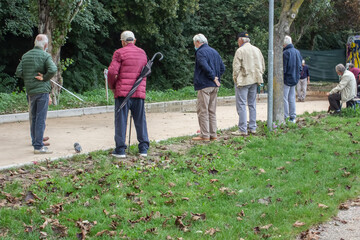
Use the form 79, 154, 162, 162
296, 78, 307, 101
235, 83, 257, 133
284, 84, 296, 119
197, 87, 218, 139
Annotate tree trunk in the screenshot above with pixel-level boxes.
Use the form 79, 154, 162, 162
273, 0, 305, 123
37, 0, 83, 105
38, 0, 62, 105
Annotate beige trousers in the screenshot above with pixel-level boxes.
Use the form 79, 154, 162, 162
197, 87, 219, 139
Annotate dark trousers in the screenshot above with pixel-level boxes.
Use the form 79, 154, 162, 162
29, 93, 49, 150
114, 97, 149, 154
328, 92, 341, 111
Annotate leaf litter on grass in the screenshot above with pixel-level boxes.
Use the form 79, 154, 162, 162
1, 113, 360, 239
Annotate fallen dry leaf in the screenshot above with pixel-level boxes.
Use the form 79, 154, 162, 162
238, 210, 245, 217
24, 224, 33, 233
258, 197, 271, 205
40, 217, 52, 230
39, 231, 48, 239
318, 203, 328, 209
299, 230, 320, 240
103, 209, 109, 216
293, 221, 305, 227
191, 212, 206, 221
95, 230, 117, 237
339, 203, 349, 210
210, 179, 218, 183
50, 203, 63, 215
205, 227, 220, 236
51, 219, 68, 237
208, 167, 219, 175
260, 224, 273, 230
175, 214, 191, 232
144, 228, 158, 234
168, 182, 176, 188
161, 190, 173, 198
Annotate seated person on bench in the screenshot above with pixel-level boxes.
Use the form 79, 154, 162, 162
327, 64, 357, 114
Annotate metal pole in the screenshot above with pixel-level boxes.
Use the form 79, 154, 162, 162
267, 0, 274, 130
50, 80, 84, 102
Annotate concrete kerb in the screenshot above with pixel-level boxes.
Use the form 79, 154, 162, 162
0, 95, 250, 124
0, 92, 326, 124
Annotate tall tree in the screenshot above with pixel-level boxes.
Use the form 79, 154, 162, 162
273, 0, 304, 123
35, 0, 85, 104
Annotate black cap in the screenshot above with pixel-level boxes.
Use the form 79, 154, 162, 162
237, 32, 250, 39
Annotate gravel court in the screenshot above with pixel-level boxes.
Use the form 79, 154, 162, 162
0, 97, 328, 169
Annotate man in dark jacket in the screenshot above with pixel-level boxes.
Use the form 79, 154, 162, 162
192, 34, 225, 141
283, 35, 302, 123
16, 34, 57, 154
297, 59, 310, 102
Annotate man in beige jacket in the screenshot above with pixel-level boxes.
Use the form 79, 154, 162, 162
327, 63, 356, 114
232, 32, 265, 136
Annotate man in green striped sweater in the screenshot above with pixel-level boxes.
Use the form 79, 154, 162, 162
16, 34, 57, 154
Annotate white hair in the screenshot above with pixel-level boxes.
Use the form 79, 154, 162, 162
302, 60, 305, 64
284, 35, 292, 46
34, 34, 48, 49
193, 34, 208, 44
335, 64, 346, 73
240, 37, 250, 43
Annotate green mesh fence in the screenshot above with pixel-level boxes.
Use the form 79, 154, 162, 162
299, 49, 346, 82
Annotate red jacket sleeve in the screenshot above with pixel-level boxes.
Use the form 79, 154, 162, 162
107, 50, 121, 90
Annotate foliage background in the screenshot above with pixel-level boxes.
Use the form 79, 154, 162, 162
0, 0, 359, 93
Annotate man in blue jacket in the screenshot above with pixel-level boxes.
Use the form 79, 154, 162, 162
192, 34, 225, 141
283, 35, 302, 123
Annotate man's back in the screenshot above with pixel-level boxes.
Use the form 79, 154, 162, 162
283, 44, 302, 86
233, 42, 265, 86
16, 47, 57, 96
349, 67, 360, 83
108, 43, 147, 99
194, 44, 225, 91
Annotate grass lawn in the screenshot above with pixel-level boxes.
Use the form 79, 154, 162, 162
0, 109, 360, 239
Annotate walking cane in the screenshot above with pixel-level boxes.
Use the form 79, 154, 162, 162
103, 69, 109, 103
128, 113, 132, 154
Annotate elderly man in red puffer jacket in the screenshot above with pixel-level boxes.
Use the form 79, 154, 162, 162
107, 30, 149, 158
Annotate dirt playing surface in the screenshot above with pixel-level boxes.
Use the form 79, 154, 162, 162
0, 97, 329, 169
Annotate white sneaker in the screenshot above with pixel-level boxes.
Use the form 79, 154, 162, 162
139, 153, 147, 157
231, 130, 247, 136
289, 118, 296, 123
34, 146, 53, 154
249, 130, 256, 134
112, 153, 126, 158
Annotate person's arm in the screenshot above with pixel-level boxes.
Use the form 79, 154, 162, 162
283, 51, 288, 75
329, 76, 349, 94
107, 51, 121, 90
232, 49, 241, 83
42, 55, 57, 81
307, 67, 310, 83
15, 59, 23, 79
